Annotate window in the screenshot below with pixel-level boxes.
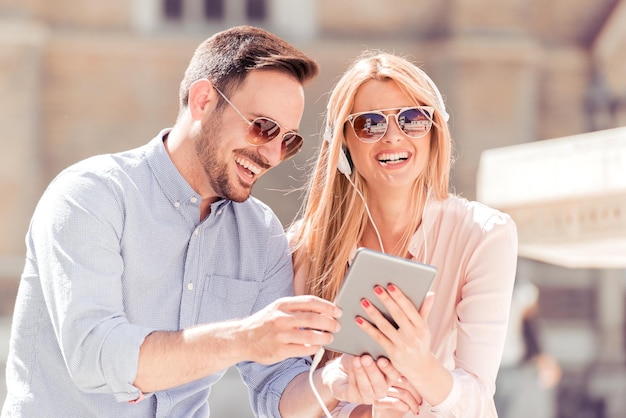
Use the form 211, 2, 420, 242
163, 0, 183, 19
163, 0, 266, 23
246, 0, 266, 20
204, 0, 224, 20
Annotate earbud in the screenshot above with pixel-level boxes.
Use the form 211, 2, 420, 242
324, 125, 352, 177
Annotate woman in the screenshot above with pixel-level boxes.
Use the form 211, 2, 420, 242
289, 51, 518, 417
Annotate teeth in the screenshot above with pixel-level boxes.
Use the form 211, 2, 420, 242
235, 156, 261, 174
378, 152, 408, 163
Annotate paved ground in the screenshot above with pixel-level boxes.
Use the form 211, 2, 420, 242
0, 316, 255, 416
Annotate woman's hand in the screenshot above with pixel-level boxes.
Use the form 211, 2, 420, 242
322, 354, 402, 405
372, 377, 422, 417
355, 286, 436, 382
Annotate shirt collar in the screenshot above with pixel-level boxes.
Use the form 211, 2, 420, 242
146, 128, 230, 213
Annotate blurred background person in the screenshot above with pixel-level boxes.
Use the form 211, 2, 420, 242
496, 277, 562, 418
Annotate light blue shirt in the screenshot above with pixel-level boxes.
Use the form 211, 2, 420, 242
2, 130, 309, 418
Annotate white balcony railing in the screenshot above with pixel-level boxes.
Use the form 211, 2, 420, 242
477, 126, 626, 268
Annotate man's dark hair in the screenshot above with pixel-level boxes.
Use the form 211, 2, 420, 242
179, 25, 319, 110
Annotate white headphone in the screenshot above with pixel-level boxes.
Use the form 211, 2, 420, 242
324, 125, 352, 177
325, 70, 448, 178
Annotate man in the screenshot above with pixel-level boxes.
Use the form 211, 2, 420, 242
2, 25, 356, 417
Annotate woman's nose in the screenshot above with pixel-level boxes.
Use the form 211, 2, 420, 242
382, 115, 404, 143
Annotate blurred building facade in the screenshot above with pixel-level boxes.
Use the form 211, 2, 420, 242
1, 0, 625, 416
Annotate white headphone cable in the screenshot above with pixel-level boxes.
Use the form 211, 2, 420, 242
422, 188, 430, 263
309, 347, 332, 418
308, 174, 383, 418
345, 174, 385, 254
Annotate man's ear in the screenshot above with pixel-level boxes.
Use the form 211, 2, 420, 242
188, 79, 216, 120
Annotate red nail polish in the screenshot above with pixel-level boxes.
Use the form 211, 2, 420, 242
388, 283, 396, 292
356, 317, 364, 325
361, 299, 370, 308
374, 286, 383, 295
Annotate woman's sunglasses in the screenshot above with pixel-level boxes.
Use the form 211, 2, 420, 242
346, 106, 435, 143
214, 86, 304, 160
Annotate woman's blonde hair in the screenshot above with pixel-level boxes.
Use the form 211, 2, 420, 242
289, 51, 453, 304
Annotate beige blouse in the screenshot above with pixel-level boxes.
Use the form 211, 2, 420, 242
296, 196, 518, 418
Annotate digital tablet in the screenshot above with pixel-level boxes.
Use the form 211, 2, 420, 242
325, 247, 437, 359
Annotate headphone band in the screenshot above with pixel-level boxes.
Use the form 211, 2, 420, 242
419, 69, 449, 122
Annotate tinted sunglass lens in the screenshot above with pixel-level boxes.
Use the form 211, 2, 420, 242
249, 117, 303, 160
251, 118, 281, 144
353, 113, 388, 142
398, 108, 432, 138
282, 133, 303, 160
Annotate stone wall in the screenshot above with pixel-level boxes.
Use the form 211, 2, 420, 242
2, 0, 622, 259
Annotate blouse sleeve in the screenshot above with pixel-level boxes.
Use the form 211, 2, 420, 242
330, 401, 360, 418
429, 212, 518, 417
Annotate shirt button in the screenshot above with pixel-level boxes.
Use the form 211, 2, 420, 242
187, 282, 194, 291
174, 201, 181, 208
190, 197, 198, 204
194, 228, 199, 235
216, 210, 222, 215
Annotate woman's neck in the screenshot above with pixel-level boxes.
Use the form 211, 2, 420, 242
360, 190, 419, 257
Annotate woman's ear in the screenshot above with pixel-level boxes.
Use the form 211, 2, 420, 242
188, 79, 216, 120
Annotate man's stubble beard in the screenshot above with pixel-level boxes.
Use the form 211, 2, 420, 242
195, 120, 254, 203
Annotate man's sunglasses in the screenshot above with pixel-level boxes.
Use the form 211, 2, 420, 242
214, 86, 304, 161
346, 106, 435, 143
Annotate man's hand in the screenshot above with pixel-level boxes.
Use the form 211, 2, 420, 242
239, 295, 342, 364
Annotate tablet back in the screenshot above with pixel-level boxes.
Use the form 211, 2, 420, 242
325, 248, 436, 359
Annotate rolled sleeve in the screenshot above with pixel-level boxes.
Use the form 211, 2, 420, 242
34, 171, 156, 398
427, 369, 464, 416
101, 324, 155, 402
240, 357, 311, 417
428, 369, 499, 417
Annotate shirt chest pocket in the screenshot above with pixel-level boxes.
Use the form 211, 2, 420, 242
198, 274, 261, 324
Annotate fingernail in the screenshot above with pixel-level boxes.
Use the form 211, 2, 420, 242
356, 317, 364, 325
361, 299, 370, 308
374, 286, 383, 295
388, 283, 396, 292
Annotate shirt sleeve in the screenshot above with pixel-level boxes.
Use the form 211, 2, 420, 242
31, 170, 155, 402
429, 212, 518, 417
